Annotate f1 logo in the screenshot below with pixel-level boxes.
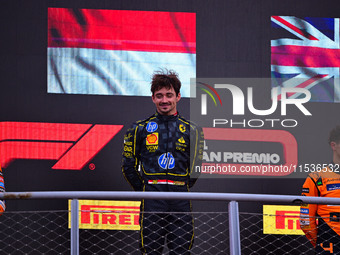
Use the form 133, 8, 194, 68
0, 122, 123, 170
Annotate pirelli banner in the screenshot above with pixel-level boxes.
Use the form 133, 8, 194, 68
263, 205, 304, 235
68, 200, 140, 231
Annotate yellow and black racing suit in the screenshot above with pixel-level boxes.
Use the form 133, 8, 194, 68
300, 166, 340, 254
122, 112, 204, 254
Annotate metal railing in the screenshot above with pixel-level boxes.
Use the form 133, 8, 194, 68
1, 191, 340, 255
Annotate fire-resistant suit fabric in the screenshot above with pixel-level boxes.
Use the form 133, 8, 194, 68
300, 166, 340, 254
122, 112, 204, 254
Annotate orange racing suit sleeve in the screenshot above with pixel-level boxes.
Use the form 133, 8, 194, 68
300, 174, 319, 247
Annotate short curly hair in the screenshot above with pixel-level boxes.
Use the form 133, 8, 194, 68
150, 69, 181, 96
329, 125, 340, 144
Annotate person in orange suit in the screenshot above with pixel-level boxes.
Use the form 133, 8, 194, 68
300, 126, 340, 254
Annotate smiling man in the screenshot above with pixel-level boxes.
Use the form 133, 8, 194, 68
122, 69, 204, 254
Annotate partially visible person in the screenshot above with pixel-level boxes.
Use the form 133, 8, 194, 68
0, 164, 5, 215
300, 126, 340, 254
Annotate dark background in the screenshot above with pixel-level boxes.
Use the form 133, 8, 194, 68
1, 1, 339, 254
0, 0, 339, 216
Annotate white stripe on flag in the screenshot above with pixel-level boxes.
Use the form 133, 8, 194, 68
48, 47, 196, 97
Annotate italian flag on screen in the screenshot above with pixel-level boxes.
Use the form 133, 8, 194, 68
48, 8, 196, 97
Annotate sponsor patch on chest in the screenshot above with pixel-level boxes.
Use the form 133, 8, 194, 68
326, 183, 340, 191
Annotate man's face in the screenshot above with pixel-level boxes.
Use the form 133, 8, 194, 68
152, 86, 181, 115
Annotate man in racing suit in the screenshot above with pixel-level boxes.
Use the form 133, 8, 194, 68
122, 70, 204, 254
300, 126, 340, 254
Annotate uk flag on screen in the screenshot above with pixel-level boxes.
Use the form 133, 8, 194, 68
271, 16, 340, 102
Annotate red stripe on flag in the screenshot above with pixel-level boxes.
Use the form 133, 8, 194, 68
48, 8, 196, 53
277, 74, 328, 100
272, 16, 318, 40
271, 45, 340, 68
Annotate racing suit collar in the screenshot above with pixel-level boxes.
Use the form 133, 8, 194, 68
154, 111, 179, 121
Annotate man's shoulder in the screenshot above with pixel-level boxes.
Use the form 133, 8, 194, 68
306, 172, 322, 185
306, 168, 339, 184
178, 115, 201, 130
132, 114, 157, 127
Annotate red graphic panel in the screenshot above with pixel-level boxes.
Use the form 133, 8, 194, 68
0, 122, 123, 170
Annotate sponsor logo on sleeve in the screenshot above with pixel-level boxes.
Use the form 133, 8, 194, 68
302, 188, 309, 193
300, 208, 309, 214
299, 219, 310, 227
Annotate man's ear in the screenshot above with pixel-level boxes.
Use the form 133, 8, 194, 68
330, 141, 337, 151
176, 92, 181, 102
